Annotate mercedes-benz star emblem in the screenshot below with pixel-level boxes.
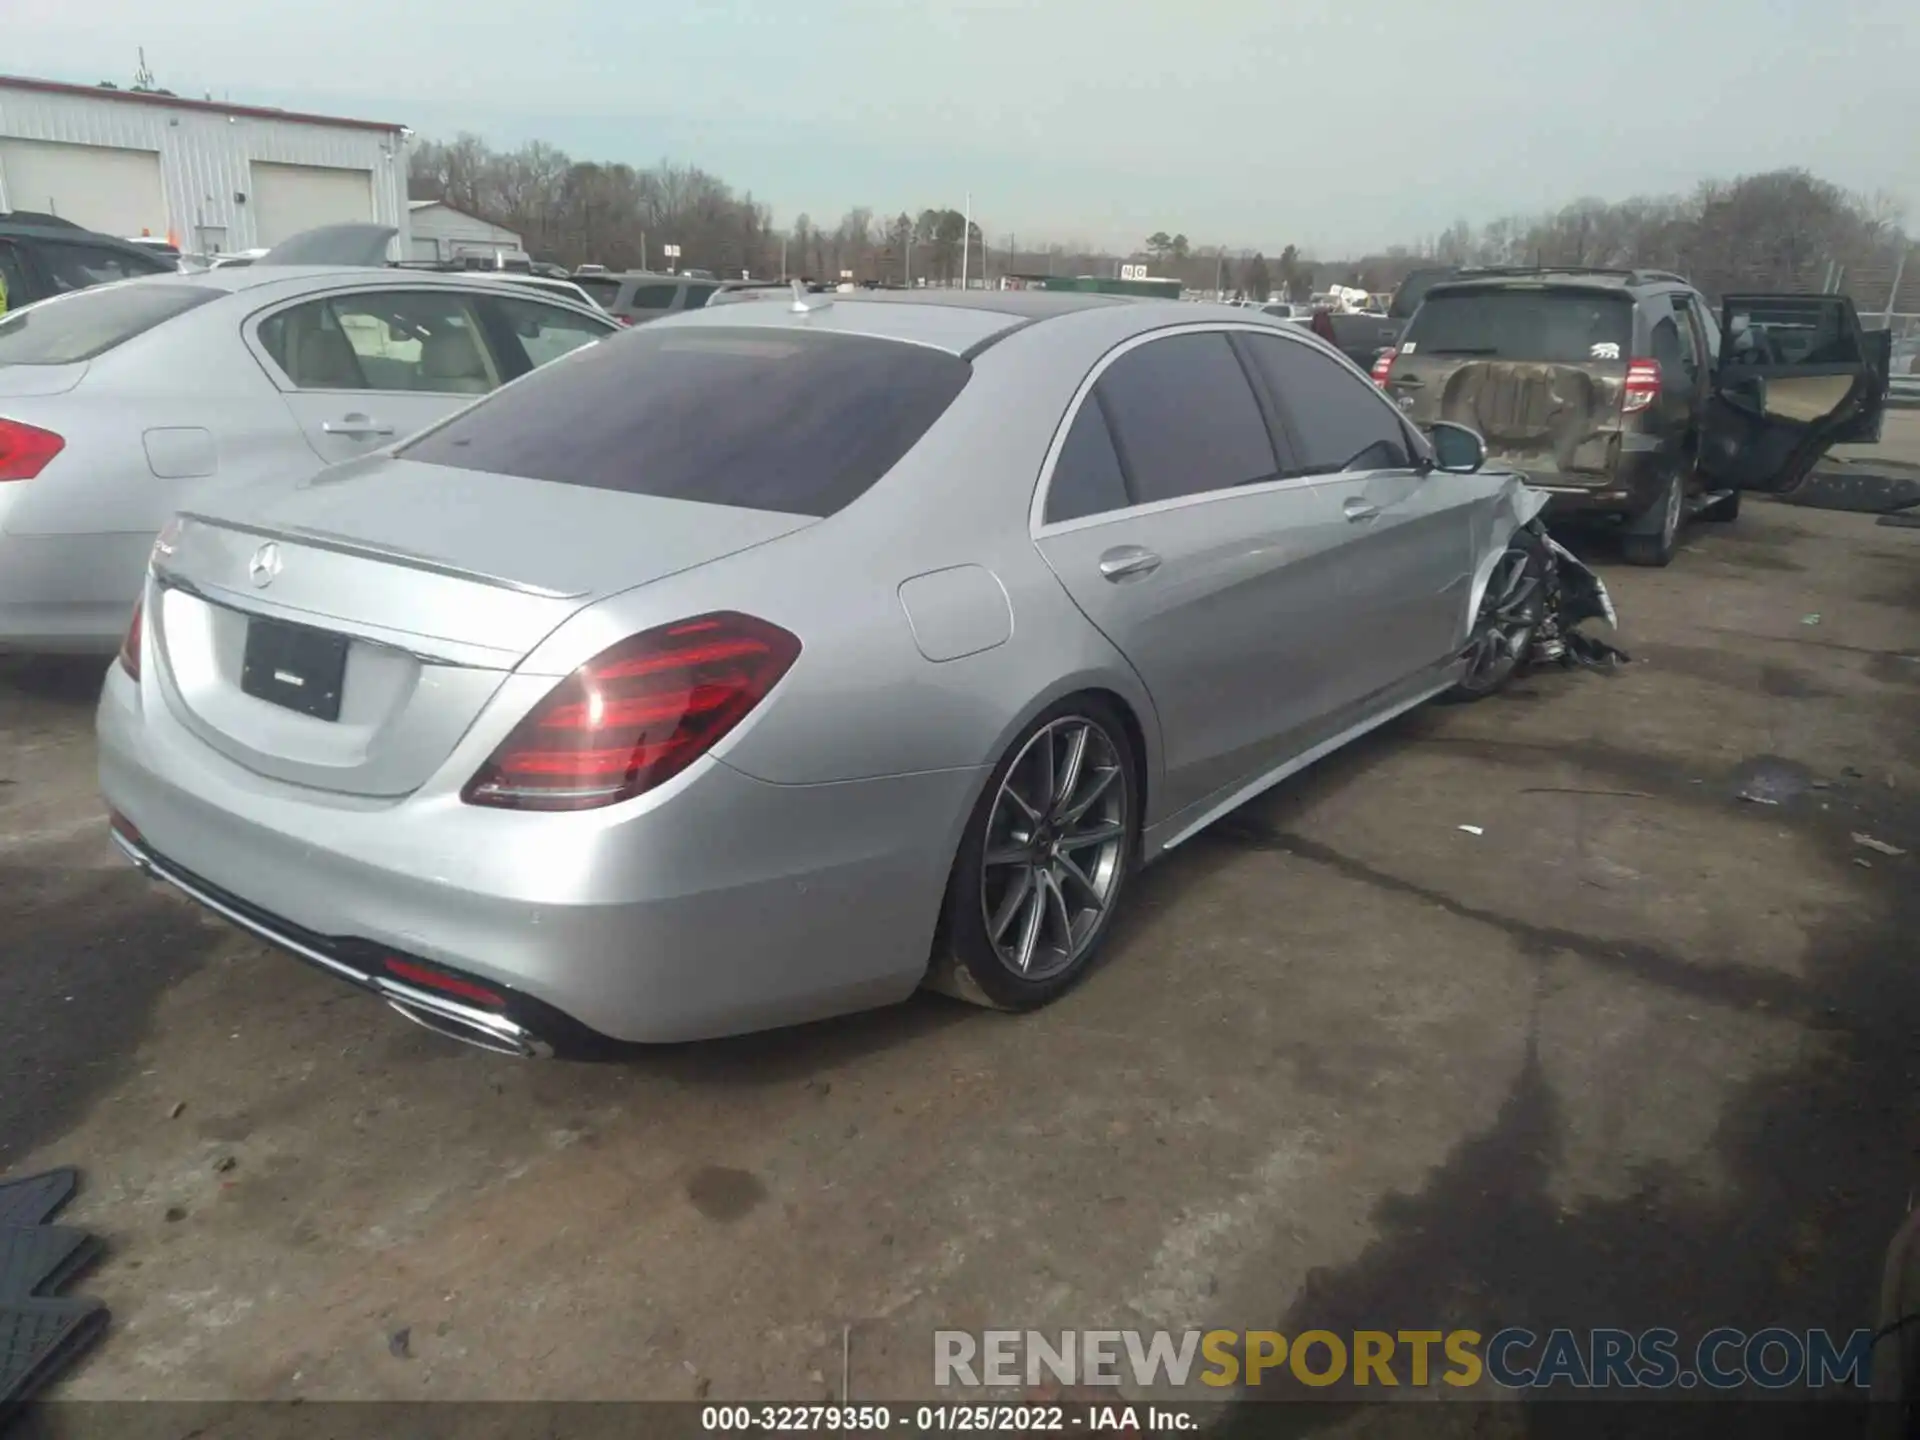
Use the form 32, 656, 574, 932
248, 542, 283, 589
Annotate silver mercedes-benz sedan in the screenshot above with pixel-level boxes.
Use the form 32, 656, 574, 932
98, 290, 1567, 1057
0, 264, 616, 653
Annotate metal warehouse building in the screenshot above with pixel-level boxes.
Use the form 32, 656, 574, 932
0, 74, 411, 258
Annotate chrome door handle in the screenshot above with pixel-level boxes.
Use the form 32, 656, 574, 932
322, 415, 396, 439
1344, 499, 1381, 523
1098, 546, 1162, 581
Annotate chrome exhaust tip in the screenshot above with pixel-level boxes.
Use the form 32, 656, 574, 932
384, 997, 546, 1059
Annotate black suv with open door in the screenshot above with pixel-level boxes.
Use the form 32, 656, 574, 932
0, 213, 178, 310
1375, 267, 1889, 565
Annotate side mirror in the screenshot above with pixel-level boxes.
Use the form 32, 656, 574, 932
1429, 421, 1487, 474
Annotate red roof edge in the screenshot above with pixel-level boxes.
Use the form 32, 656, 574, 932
0, 74, 406, 134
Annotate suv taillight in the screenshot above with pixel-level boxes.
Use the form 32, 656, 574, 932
0, 419, 65, 481
1622, 359, 1661, 414
118, 596, 144, 680
1370, 350, 1397, 387
463, 612, 802, 811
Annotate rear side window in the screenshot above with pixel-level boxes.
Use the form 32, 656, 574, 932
573, 276, 621, 307
625, 283, 679, 311
1093, 332, 1278, 504
683, 285, 718, 310
0, 282, 217, 364
1045, 398, 1132, 524
1404, 288, 1633, 364
398, 327, 971, 517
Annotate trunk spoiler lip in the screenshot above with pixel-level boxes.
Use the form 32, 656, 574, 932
171, 511, 590, 600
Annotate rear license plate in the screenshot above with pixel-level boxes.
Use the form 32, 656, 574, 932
240, 618, 348, 721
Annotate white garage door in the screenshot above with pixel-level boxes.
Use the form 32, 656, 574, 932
0, 139, 167, 238
250, 162, 374, 247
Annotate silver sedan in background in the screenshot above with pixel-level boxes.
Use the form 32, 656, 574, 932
99, 291, 1555, 1057
0, 266, 617, 651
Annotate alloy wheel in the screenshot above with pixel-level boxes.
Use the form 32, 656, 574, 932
1461, 546, 1541, 687
979, 717, 1129, 982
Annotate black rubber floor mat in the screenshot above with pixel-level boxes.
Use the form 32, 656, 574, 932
0, 1170, 107, 1422
0, 1173, 74, 1232
0, 1296, 108, 1416
0, 1227, 99, 1300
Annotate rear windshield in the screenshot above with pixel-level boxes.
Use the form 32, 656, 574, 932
0, 282, 218, 364
398, 325, 972, 517
1403, 287, 1634, 364
1389, 269, 1456, 320
572, 276, 621, 306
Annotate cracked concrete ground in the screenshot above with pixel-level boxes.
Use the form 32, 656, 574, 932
1, 486, 1916, 1428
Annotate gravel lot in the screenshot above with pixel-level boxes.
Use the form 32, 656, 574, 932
2, 486, 1916, 1415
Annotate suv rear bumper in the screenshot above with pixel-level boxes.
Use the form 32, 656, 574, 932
1500, 450, 1672, 521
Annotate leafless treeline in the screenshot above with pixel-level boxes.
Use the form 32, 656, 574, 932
411, 137, 1912, 310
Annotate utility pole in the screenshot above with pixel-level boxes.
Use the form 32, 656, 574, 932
960, 192, 971, 291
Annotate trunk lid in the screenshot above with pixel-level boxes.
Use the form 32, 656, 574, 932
150, 455, 816, 797
0, 362, 89, 398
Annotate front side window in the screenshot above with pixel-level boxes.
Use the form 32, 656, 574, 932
1090, 332, 1278, 504
259, 290, 500, 394
1239, 332, 1412, 474
485, 294, 612, 371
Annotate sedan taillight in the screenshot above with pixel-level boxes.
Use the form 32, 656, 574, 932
0, 418, 65, 481
1370, 350, 1397, 387
118, 596, 144, 681
463, 612, 802, 811
1622, 359, 1661, 414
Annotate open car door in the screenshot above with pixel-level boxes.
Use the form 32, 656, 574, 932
1699, 294, 1888, 494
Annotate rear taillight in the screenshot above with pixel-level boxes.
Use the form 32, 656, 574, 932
0, 418, 65, 481
118, 596, 144, 680
1622, 359, 1661, 414
463, 612, 802, 811
615, 315, 633, 327
1370, 350, 1397, 387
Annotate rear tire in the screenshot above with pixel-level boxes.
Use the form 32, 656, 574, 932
1621, 471, 1683, 567
925, 697, 1139, 1012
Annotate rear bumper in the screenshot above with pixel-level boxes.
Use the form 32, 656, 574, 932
1496, 450, 1670, 520
0, 531, 152, 653
97, 662, 983, 1048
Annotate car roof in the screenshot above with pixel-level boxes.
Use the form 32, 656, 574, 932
1425, 267, 1692, 299
649, 290, 1221, 357
0, 215, 171, 255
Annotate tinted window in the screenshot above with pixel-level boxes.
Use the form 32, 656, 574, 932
38, 242, 172, 293
1725, 297, 1860, 366
0, 282, 217, 364
1649, 317, 1685, 367
573, 276, 621, 307
1093, 333, 1277, 504
398, 327, 970, 517
1690, 297, 1721, 364
0, 241, 28, 309
1389, 268, 1457, 320
626, 283, 679, 311
1240, 332, 1412, 474
259, 290, 499, 395
1045, 398, 1131, 523
1404, 287, 1634, 364
486, 294, 610, 370
683, 285, 718, 310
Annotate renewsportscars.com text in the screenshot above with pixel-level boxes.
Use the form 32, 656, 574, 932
934, 1327, 1873, 1391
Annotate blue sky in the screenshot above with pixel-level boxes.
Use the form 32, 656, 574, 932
8, 0, 1917, 255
